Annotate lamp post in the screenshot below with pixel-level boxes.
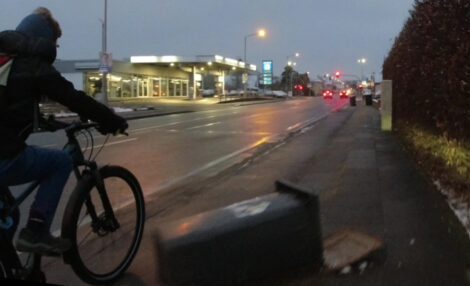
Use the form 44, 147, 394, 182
243, 29, 266, 96
286, 52, 300, 96
244, 29, 265, 64
100, 0, 108, 105
357, 58, 366, 81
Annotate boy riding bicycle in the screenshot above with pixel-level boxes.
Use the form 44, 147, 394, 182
0, 7, 127, 256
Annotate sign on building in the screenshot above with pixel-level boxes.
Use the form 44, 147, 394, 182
262, 60, 273, 85
99, 52, 113, 73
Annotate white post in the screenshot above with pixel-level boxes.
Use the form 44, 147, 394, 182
191, 66, 197, 100
381, 80, 393, 131
221, 70, 225, 96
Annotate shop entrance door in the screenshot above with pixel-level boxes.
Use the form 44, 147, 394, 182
138, 78, 148, 97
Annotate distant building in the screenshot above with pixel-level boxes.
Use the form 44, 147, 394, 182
54, 55, 257, 100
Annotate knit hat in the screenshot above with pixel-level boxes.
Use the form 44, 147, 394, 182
16, 7, 61, 43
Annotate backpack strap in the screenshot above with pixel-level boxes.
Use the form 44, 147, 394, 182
0, 55, 13, 86
0, 55, 13, 113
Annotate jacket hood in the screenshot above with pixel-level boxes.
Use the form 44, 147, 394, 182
16, 14, 58, 43
0, 30, 56, 63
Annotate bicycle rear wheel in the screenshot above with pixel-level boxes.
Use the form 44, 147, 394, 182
62, 166, 145, 285
0, 257, 9, 278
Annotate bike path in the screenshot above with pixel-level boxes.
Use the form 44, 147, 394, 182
41, 104, 470, 285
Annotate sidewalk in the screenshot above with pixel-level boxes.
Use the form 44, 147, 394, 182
288, 105, 470, 285
140, 104, 470, 285
42, 103, 470, 286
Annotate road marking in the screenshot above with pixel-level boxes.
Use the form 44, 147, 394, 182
41, 143, 57, 148
131, 106, 291, 134
148, 113, 328, 194
149, 136, 269, 195
131, 115, 217, 133
286, 115, 327, 132
187, 122, 221, 130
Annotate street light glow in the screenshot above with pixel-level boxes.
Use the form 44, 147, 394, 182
357, 58, 366, 80
258, 29, 266, 37
295, 52, 300, 57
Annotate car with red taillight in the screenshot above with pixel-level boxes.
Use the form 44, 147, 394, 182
322, 89, 333, 99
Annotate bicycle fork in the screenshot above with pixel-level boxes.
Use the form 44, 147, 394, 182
85, 165, 120, 235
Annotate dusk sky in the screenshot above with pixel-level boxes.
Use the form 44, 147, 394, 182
2, 0, 415, 81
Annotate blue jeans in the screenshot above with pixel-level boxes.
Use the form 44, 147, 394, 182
0, 146, 73, 231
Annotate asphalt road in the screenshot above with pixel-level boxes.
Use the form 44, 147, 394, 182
13, 97, 347, 234
10, 96, 353, 285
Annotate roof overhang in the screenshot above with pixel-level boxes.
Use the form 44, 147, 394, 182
130, 54, 256, 72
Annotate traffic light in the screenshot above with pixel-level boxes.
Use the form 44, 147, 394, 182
334, 71, 341, 78
358, 84, 363, 90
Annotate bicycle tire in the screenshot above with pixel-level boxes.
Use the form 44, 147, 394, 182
0, 190, 20, 279
0, 257, 9, 278
61, 165, 145, 285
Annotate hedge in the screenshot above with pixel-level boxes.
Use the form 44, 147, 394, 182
382, 0, 470, 140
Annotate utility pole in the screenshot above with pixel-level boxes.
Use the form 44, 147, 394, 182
101, 0, 108, 105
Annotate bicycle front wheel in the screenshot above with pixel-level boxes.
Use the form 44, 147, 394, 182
62, 166, 145, 285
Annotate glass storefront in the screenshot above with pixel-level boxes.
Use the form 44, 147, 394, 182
161, 78, 168, 97
84, 72, 188, 99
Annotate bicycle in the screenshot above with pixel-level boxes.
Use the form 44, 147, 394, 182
0, 120, 146, 284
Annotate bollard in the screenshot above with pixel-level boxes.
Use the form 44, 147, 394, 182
350, 96, 356, 106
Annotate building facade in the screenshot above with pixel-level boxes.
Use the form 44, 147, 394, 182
54, 55, 257, 101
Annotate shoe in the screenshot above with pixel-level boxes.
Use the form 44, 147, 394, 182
16, 228, 71, 256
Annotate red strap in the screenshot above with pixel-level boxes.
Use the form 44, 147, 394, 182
0, 55, 11, 66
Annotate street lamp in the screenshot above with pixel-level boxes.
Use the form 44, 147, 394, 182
244, 29, 266, 64
357, 58, 366, 80
286, 52, 300, 96
243, 28, 266, 96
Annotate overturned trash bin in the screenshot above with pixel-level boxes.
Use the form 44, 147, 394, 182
154, 179, 323, 286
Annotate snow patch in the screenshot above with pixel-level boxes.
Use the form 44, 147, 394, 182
433, 180, 470, 238
340, 265, 352, 275
113, 107, 134, 113
54, 111, 77, 118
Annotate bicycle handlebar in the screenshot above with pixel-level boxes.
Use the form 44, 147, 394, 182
64, 121, 99, 135
45, 117, 128, 137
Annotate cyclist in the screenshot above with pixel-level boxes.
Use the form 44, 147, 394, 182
0, 7, 128, 256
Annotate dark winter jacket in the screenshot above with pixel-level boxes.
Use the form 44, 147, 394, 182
0, 30, 125, 159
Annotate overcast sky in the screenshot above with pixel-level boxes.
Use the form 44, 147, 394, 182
2, 0, 415, 81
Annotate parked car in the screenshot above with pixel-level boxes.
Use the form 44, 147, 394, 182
362, 89, 372, 97
202, 89, 215, 97
339, 90, 348, 98
272, 90, 288, 98
322, 89, 334, 99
